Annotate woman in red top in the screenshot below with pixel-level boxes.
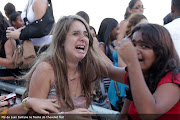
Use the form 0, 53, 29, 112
116, 24, 180, 120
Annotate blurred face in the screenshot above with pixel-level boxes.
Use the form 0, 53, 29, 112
110, 24, 120, 41
13, 15, 24, 29
5, 11, 10, 18
64, 20, 89, 62
130, 1, 144, 14
131, 18, 148, 31
90, 29, 96, 38
132, 30, 155, 76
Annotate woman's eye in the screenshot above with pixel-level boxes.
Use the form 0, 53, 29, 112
73, 32, 79, 35
141, 45, 149, 49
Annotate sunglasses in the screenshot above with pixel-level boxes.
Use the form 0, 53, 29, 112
132, 6, 145, 10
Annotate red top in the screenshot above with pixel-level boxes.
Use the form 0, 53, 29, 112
124, 72, 180, 120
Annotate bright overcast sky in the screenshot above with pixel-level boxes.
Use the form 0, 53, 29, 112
1, 0, 171, 31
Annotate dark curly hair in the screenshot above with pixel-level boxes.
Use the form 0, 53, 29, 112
126, 24, 180, 100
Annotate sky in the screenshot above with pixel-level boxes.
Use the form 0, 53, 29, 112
1, 0, 172, 31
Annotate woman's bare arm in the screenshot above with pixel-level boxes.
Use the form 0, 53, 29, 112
33, 0, 48, 20
0, 39, 16, 68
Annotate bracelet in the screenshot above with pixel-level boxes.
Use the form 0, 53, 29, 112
0, 109, 8, 115
22, 97, 30, 111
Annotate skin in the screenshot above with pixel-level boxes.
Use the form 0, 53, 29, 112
12, 15, 24, 29
130, 19, 149, 32
0, 96, 60, 115
6, 0, 48, 40
117, 0, 144, 42
99, 24, 120, 54
131, 31, 155, 76
90, 29, 96, 38
118, 18, 148, 68
0, 39, 16, 69
110, 24, 120, 41
116, 31, 180, 120
28, 20, 94, 118
129, 0, 144, 14
117, 20, 128, 41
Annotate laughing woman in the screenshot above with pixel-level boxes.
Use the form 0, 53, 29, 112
116, 24, 180, 120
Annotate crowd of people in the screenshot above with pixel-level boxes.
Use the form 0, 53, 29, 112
0, 0, 180, 120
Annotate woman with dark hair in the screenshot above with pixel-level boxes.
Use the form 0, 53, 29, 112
89, 26, 96, 38
4, 2, 16, 19
98, 18, 119, 62
117, 0, 144, 41
97, 18, 119, 92
116, 24, 180, 120
108, 13, 148, 112
0, 11, 17, 79
9, 12, 24, 29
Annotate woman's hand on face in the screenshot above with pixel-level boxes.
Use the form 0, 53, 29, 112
115, 38, 137, 65
6, 29, 21, 40
26, 98, 60, 115
0, 96, 8, 113
65, 108, 96, 120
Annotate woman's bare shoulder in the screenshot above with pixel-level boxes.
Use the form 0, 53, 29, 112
120, 20, 128, 26
35, 61, 54, 73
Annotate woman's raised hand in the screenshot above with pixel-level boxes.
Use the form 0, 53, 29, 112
115, 38, 137, 65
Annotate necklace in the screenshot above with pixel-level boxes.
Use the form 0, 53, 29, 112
68, 68, 79, 81
69, 77, 76, 81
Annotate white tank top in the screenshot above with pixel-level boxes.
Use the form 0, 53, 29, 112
21, 0, 52, 46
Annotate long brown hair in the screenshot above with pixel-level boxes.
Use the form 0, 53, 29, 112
23, 15, 108, 109
131, 23, 180, 93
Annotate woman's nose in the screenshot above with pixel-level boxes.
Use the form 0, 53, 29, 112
135, 46, 141, 55
79, 34, 87, 41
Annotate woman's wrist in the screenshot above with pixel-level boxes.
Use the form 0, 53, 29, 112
22, 97, 31, 111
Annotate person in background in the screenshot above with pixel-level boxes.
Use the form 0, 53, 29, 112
0, 96, 60, 115
165, 0, 180, 57
116, 23, 180, 120
90, 26, 97, 38
6, 0, 55, 54
97, 18, 120, 91
163, 13, 172, 25
9, 12, 24, 29
0, 11, 18, 80
76, 11, 90, 24
98, 18, 119, 62
126, 13, 148, 36
117, 0, 144, 42
4, 2, 16, 19
107, 13, 149, 112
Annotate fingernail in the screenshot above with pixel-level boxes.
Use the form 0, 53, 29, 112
46, 113, 49, 116
4, 96, 6, 98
